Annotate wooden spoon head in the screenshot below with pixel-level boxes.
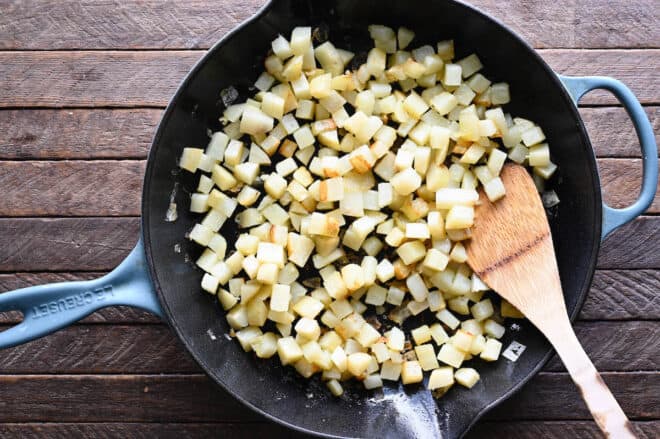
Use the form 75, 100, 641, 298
466, 164, 565, 323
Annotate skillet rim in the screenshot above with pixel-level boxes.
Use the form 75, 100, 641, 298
141, 0, 603, 437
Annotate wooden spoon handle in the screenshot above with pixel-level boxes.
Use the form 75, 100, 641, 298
547, 321, 637, 438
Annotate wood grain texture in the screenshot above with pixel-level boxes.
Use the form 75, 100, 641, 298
598, 217, 660, 269
0, 51, 199, 108
599, 159, 660, 211
581, 270, 660, 320
0, 158, 655, 216
0, 372, 654, 422
0, 109, 159, 159
0, 421, 657, 439
580, 106, 660, 158
1, 0, 657, 50
489, 372, 658, 421
0, 161, 144, 216
1, 216, 656, 272
467, 421, 660, 439
2, 269, 656, 323
1, 107, 656, 160
0, 325, 196, 374
0, 50, 656, 108
0, 0, 265, 50
0, 218, 139, 272
0, 321, 653, 374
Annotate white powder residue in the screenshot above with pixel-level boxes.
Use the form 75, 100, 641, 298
368, 388, 442, 439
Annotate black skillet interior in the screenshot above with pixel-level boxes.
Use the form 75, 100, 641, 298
143, 0, 602, 437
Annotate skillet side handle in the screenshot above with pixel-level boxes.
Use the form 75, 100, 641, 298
0, 239, 163, 350
558, 74, 658, 241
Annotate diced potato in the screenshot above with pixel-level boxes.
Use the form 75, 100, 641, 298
295, 317, 321, 341
480, 338, 502, 361
293, 296, 324, 319
445, 205, 474, 230
484, 177, 506, 202
436, 309, 461, 330
397, 240, 427, 265
451, 329, 475, 352
347, 352, 372, 377
415, 344, 440, 371
364, 285, 387, 306
407, 273, 429, 302
252, 332, 279, 359
491, 82, 510, 105
277, 336, 304, 365
483, 319, 505, 339
290, 26, 311, 55
386, 326, 405, 351
401, 361, 423, 385
437, 343, 465, 368
326, 379, 344, 396
454, 367, 480, 388
471, 299, 494, 322
403, 92, 429, 119
411, 325, 432, 345
405, 222, 430, 240
528, 143, 550, 166
236, 327, 263, 352
270, 284, 292, 312
356, 323, 381, 348
428, 367, 455, 390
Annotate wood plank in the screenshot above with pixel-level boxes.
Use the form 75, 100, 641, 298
580, 106, 660, 158
0, 50, 656, 107
1, 107, 656, 160
542, 50, 659, 105
0, 0, 265, 50
0, 322, 653, 374
543, 321, 660, 372
581, 270, 660, 320
0, 0, 657, 50
2, 269, 657, 323
467, 421, 660, 439
0, 325, 197, 374
0, 51, 199, 108
1, 216, 656, 272
0, 218, 139, 272
488, 372, 658, 421
0, 421, 657, 439
598, 217, 660, 269
0, 161, 144, 216
599, 159, 660, 212
0, 158, 656, 216
0, 372, 653, 422
0, 109, 159, 159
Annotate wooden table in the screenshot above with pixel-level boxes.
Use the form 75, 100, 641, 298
0, 1, 658, 437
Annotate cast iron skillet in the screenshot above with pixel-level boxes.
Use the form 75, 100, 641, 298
0, 1, 656, 437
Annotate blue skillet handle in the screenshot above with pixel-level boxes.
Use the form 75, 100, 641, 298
0, 239, 163, 349
558, 75, 658, 241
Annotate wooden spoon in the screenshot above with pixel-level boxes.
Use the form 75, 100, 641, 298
466, 163, 636, 439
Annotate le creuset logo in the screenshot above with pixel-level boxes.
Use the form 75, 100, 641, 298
31, 285, 114, 319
